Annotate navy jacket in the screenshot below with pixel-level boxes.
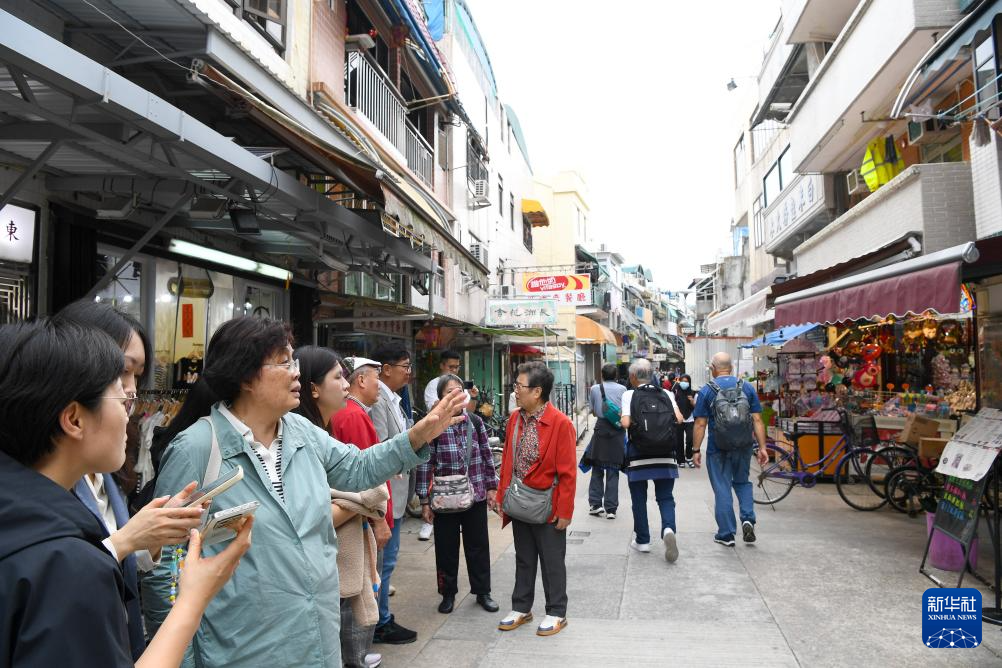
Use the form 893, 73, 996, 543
0, 451, 132, 667
74, 475, 145, 660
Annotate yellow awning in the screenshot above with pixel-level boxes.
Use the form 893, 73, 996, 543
522, 198, 550, 227
576, 315, 617, 345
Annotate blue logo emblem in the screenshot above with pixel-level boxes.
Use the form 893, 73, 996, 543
923, 588, 981, 648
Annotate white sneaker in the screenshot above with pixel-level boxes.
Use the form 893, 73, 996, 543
662, 528, 679, 563
365, 653, 382, 667
418, 522, 433, 541
629, 539, 651, 553
536, 614, 568, 636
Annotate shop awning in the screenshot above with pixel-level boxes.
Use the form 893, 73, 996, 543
575, 315, 617, 345
775, 242, 980, 327
705, 288, 772, 334
740, 324, 819, 348
509, 344, 543, 355
469, 325, 545, 338
522, 199, 550, 227
892, 0, 1002, 117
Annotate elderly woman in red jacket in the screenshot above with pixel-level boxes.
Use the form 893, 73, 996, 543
492, 361, 577, 637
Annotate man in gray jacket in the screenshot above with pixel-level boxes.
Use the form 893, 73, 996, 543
370, 344, 415, 633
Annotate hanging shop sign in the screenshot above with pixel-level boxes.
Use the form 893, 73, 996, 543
650, 353, 667, 361
0, 204, 37, 264
764, 173, 830, 252
518, 273, 591, 304
485, 299, 558, 327
356, 309, 412, 337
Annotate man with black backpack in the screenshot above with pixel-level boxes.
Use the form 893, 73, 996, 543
692, 353, 769, 547
621, 359, 685, 563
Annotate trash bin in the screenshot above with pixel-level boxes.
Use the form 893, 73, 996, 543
926, 513, 978, 572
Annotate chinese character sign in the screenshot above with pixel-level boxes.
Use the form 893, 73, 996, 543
485, 299, 558, 327
518, 273, 591, 302
0, 204, 36, 264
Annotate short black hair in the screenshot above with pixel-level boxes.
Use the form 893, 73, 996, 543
154, 317, 293, 452
372, 344, 410, 365
0, 319, 124, 467
437, 373, 463, 399
55, 299, 153, 384
293, 345, 341, 429
601, 363, 617, 381
518, 361, 554, 402
440, 350, 461, 363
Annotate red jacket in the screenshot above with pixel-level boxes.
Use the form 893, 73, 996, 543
496, 402, 577, 527
331, 399, 393, 526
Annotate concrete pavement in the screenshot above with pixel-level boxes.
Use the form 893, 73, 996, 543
376, 419, 1002, 666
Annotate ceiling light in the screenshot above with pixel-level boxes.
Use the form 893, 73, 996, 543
169, 239, 291, 282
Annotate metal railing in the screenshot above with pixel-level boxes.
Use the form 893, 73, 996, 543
345, 51, 405, 156
405, 121, 434, 186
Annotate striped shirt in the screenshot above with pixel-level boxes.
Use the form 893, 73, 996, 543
218, 403, 286, 502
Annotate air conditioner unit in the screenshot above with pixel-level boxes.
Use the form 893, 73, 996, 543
907, 119, 955, 147
470, 242, 488, 267
846, 170, 867, 196
500, 284, 515, 298
469, 179, 491, 208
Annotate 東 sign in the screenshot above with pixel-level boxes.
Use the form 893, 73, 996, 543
485, 299, 558, 328
518, 273, 591, 304
0, 204, 36, 264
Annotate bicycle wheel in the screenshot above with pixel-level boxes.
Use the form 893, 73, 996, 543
835, 447, 889, 511
885, 465, 940, 516
751, 443, 796, 505
865, 445, 919, 499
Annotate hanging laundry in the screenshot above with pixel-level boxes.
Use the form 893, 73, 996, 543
860, 135, 905, 193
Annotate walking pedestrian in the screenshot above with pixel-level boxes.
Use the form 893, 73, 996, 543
0, 318, 251, 667
621, 359, 685, 563
692, 353, 769, 547
369, 345, 418, 639
143, 317, 467, 667
673, 374, 697, 468
585, 364, 626, 519
416, 375, 499, 615
496, 362, 576, 637
292, 346, 382, 668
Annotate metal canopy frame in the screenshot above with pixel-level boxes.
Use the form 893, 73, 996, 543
0, 8, 432, 279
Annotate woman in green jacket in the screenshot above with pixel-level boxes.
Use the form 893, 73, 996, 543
143, 317, 465, 667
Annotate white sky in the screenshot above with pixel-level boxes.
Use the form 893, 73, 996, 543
466, 0, 783, 291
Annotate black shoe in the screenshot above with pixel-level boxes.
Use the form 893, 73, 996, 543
372, 618, 417, 645
438, 595, 455, 614
476, 594, 500, 612
742, 521, 756, 543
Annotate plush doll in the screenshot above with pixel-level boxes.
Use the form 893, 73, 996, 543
818, 356, 833, 385
853, 363, 879, 389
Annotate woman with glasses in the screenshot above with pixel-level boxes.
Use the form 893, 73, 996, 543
0, 318, 251, 667
143, 316, 467, 667
54, 300, 206, 660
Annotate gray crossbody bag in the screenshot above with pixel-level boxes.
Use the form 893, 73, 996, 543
501, 416, 558, 524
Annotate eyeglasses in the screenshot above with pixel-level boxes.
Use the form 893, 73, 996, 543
264, 358, 300, 373
386, 362, 413, 372
513, 381, 538, 392
105, 394, 137, 417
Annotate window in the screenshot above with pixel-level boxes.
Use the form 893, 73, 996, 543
522, 215, 533, 252
923, 134, 964, 164
975, 35, 998, 117
733, 134, 746, 188
228, 0, 286, 52
509, 193, 515, 230
497, 176, 504, 215
466, 137, 487, 184
762, 146, 792, 208
752, 195, 764, 248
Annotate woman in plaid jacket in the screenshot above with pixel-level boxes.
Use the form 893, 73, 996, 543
416, 374, 500, 615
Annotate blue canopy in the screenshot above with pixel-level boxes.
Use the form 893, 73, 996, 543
740, 323, 819, 349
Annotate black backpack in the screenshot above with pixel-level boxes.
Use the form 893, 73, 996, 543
628, 384, 677, 457
707, 378, 753, 451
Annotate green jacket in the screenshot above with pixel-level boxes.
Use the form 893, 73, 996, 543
141, 405, 428, 667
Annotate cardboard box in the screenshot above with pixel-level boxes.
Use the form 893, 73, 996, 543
919, 437, 949, 459
900, 414, 940, 446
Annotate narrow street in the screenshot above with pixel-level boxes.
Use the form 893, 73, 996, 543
380, 418, 1002, 667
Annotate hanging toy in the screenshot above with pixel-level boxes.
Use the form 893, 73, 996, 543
818, 356, 833, 385
853, 363, 879, 389
923, 318, 939, 340
861, 342, 881, 363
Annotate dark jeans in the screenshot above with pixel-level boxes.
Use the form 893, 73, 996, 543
588, 467, 619, 513
433, 500, 491, 596
628, 477, 677, 544
511, 519, 568, 617
340, 598, 374, 668
676, 422, 695, 462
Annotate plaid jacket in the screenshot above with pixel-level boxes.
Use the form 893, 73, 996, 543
416, 413, 498, 503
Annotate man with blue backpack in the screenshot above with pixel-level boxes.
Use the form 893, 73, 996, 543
692, 353, 769, 547
585, 364, 627, 519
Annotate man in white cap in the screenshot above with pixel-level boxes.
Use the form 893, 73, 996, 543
332, 357, 418, 646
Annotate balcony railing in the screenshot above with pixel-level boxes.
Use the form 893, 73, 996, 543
345, 51, 405, 151
405, 121, 434, 187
